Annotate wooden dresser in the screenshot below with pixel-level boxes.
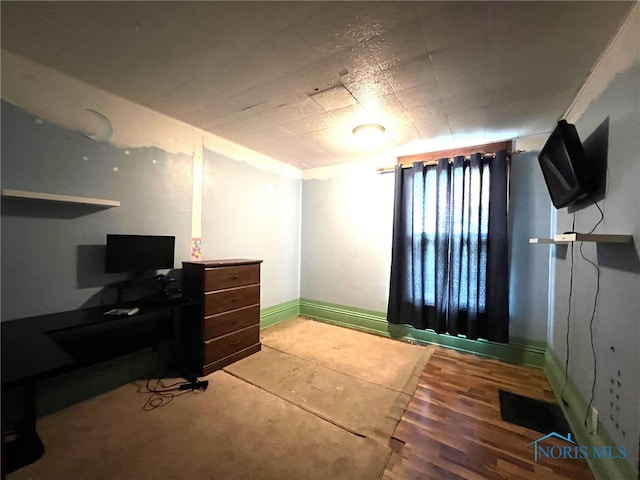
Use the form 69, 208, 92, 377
180, 259, 262, 376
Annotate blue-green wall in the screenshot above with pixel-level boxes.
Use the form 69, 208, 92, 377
300, 154, 551, 344
550, 61, 640, 474
1, 101, 193, 320
201, 149, 301, 308
1, 101, 302, 321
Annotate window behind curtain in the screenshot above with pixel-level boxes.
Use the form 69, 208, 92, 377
387, 148, 510, 343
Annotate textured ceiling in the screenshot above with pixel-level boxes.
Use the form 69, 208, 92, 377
0, 1, 634, 168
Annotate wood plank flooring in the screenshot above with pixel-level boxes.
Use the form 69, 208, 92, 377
383, 347, 593, 480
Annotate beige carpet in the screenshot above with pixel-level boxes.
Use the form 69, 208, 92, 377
9, 317, 434, 480
226, 318, 435, 444
259, 317, 433, 394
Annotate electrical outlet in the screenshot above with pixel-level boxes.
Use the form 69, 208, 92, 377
591, 407, 599, 434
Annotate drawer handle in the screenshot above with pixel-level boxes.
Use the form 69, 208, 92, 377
231, 275, 240, 279
231, 298, 239, 303
232, 340, 241, 346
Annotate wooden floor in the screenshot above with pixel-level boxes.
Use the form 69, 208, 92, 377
383, 347, 593, 480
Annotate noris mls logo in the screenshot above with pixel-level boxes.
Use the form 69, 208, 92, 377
528, 432, 627, 462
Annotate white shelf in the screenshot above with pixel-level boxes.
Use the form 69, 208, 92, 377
2, 189, 120, 208
529, 234, 633, 244
529, 238, 565, 244
553, 233, 632, 243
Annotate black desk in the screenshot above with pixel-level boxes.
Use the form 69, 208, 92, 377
1, 297, 197, 473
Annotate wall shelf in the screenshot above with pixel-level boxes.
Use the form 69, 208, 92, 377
553, 233, 632, 243
529, 234, 633, 244
2, 189, 120, 208
529, 238, 565, 244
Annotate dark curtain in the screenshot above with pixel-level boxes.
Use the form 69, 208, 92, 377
386, 150, 509, 343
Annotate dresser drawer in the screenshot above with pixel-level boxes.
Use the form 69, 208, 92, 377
204, 304, 259, 340
203, 324, 260, 364
204, 284, 260, 316
204, 264, 260, 291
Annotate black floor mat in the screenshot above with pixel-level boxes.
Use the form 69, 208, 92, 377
498, 390, 572, 436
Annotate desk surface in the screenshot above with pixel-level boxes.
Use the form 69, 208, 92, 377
1, 297, 194, 387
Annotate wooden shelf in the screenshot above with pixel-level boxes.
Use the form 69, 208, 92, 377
553, 233, 632, 243
2, 189, 120, 208
529, 238, 564, 244
529, 234, 633, 244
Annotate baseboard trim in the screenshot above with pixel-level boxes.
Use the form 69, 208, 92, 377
31, 298, 548, 419
260, 299, 300, 329
544, 348, 637, 480
299, 298, 546, 368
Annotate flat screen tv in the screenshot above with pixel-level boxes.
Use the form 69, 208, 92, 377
105, 234, 175, 274
538, 120, 591, 208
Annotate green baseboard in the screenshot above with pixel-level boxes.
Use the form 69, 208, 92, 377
31, 298, 548, 418
299, 298, 546, 368
544, 349, 637, 480
260, 299, 300, 329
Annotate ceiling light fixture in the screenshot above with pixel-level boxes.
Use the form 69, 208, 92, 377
352, 123, 385, 140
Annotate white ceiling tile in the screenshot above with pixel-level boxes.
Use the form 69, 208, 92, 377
252, 97, 327, 126
429, 37, 488, 82
414, 122, 452, 142
310, 86, 356, 110
159, 82, 276, 121
344, 46, 382, 76
345, 74, 395, 105
433, 65, 483, 100
383, 54, 437, 92
259, 125, 331, 160
277, 57, 345, 97
442, 89, 488, 116
366, 19, 428, 71
395, 82, 442, 109
1, 1, 633, 168
387, 118, 421, 146
123, 4, 295, 98
293, 1, 420, 57
519, 87, 578, 136
518, 111, 559, 138
245, 27, 321, 83
209, 96, 325, 133
451, 130, 490, 148
485, 55, 580, 105
487, 2, 562, 26
303, 124, 396, 158
291, 2, 399, 57
484, 98, 529, 135
406, 100, 448, 126
358, 93, 406, 119
447, 107, 488, 131
277, 2, 326, 25
419, 2, 490, 52
355, 2, 422, 33
330, 104, 369, 124
281, 112, 339, 135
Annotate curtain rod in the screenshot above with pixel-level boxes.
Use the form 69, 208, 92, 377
376, 150, 523, 175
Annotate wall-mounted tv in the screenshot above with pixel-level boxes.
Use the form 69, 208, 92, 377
538, 120, 592, 209
105, 234, 175, 274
